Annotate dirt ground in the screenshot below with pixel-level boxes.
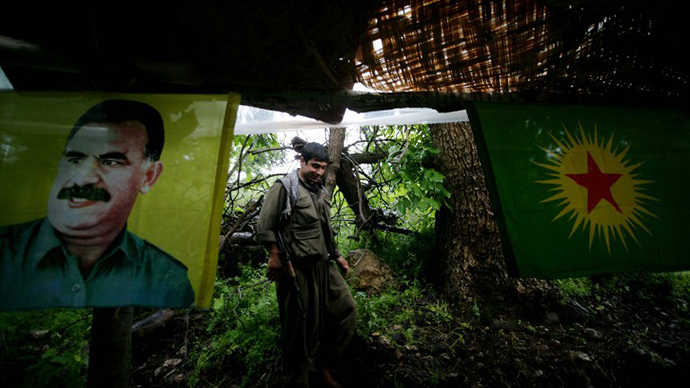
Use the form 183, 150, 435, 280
130, 275, 690, 388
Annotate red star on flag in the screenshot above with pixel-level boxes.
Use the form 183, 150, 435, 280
566, 152, 622, 214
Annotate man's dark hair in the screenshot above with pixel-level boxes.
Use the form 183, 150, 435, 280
300, 142, 330, 163
67, 99, 165, 161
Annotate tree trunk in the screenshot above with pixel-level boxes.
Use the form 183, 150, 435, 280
325, 127, 346, 197
327, 127, 380, 238
430, 122, 510, 308
336, 154, 376, 229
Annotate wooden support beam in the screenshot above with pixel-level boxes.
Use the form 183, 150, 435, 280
87, 308, 134, 388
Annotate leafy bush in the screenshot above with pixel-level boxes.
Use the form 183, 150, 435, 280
340, 226, 438, 281
374, 125, 450, 228
189, 265, 280, 387
0, 309, 90, 388
22, 348, 87, 388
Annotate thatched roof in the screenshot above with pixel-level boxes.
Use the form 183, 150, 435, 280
358, 1, 687, 103
1, 1, 687, 123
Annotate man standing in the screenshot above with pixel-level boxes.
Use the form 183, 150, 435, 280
256, 142, 357, 388
0, 99, 194, 310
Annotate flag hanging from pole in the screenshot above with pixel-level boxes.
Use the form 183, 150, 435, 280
466, 101, 690, 279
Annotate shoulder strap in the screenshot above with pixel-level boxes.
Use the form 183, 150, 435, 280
278, 169, 300, 225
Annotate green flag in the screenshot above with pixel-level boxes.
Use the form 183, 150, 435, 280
466, 101, 690, 279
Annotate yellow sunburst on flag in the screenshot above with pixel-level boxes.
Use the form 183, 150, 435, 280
534, 123, 657, 252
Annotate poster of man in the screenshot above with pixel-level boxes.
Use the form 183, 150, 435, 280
0, 93, 239, 310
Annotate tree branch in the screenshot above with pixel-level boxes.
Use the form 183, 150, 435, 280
219, 198, 263, 252
227, 173, 286, 192
348, 152, 388, 164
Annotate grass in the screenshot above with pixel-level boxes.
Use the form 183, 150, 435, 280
555, 271, 690, 311
188, 264, 280, 387
353, 278, 463, 349
2, 257, 688, 388
554, 277, 594, 304
0, 309, 91, 388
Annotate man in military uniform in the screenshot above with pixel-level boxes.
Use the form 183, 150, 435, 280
256, 142, 357, 388
0, 99, 194, 310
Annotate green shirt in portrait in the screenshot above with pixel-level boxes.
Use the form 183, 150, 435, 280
0, 218, 194, 311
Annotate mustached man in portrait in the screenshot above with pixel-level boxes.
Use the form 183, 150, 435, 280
0, 99, 194, 310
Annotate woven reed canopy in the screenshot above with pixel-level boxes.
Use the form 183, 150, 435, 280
357, 0, 688, 103
1, 1, 687, 123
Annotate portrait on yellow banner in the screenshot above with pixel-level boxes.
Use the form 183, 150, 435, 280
0, 92, 238, 310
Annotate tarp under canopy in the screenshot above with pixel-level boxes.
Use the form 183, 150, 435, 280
234, 106, 469, 135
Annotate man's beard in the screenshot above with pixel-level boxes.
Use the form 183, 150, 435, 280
57, 184, 111, 202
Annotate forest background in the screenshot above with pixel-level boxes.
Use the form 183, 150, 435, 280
1, 116, 689, 388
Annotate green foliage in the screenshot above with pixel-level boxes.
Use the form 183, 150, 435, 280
554, 278, 594, 303
426, 300, 454, 326
338, 223, 437, 280
0, 309, 90, 388
225, 133, 284, 212
189, 265, 280, 387
389, 165, 449, 218
555, 272, 690, 309
471, 299, 481, 321
353, 282, 421, 338
670, 272, 690, 309
22, 348, 87, 388
353, 279, 463, 348
362, 124, 450, 230
230, 134, 283, 176
596, 272, 690, 303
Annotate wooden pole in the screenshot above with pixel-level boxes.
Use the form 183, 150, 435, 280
87, 307, 134, 388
